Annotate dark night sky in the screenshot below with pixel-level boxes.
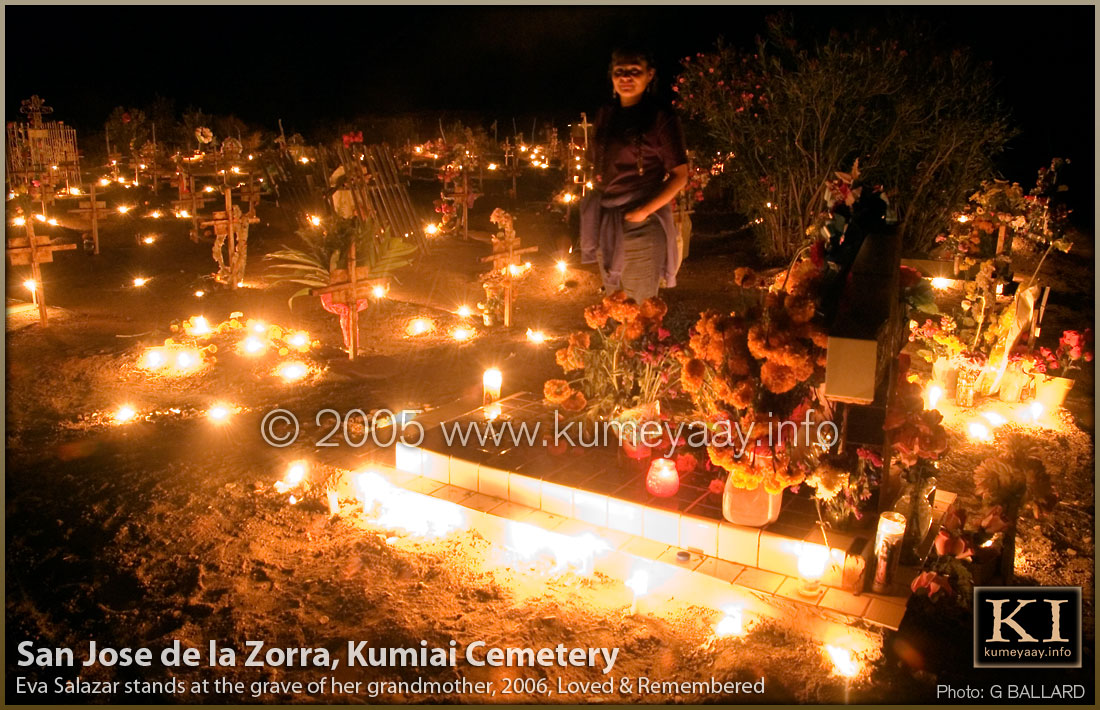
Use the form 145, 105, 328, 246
4, 5, 1095, 187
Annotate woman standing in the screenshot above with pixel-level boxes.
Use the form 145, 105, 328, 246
580, 47, 689, 301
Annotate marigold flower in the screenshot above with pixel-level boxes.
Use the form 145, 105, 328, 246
568, 331, 591, 350
784, 294, 816, 324
761, 360, 798, 394
733, 267, 758, 288
561, 391, 588, 412
639, 296, 668, 323
544, 379, 573, 403
681, 358, 706, 392
584, 304, 609, 329
806, 462, 849, 501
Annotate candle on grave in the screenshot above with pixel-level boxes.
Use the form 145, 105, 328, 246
483, 368, 502, 407
646, 458, 680, 498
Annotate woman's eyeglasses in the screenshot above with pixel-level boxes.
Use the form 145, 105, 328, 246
612, 68, 646, 79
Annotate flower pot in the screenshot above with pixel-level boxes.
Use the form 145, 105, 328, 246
722, 480, 783, 527
1034, 375, 1074, 411
932, 358, 958, 399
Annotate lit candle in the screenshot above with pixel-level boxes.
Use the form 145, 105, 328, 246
646, 458, 680, 498
483, 368, 502, 406
797, 543, 829, 597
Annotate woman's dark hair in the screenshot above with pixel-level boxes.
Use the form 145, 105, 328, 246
609, 46, 655, 70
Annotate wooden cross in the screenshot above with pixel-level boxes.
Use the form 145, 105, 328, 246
309, 244, 387, 360
480, 238, 538, 328
67, 181, 107, 254
172, 173, 215, 242
201, 188, 259, 288
20, 95, 53, 128
7, 218, 76, 327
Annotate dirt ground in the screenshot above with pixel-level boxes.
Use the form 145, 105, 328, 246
5, 177, 1094, 703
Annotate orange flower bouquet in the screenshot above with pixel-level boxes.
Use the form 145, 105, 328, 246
542, 291, 680, 421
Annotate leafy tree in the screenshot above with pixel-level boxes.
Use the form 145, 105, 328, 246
675, 17, 1014, 260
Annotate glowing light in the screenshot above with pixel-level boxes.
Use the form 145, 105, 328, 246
508, 264, 522, 277
203, 186, 215, 193
930, 277, 952, 290
13, 216, 26, 226
114, 405, 137, 423
327, 490, 340, 516
372, 284, 388, 298
68, 187, 81, 196
405, 317, 434, 336
797, 543, 829, 596
456, 305, 472, 318
150, 210, 162, 219
626, 569, 650, 614
178, 210, 191, 218
194, 290, 205, 298
646, 458, 680, 497
556, 260, 568, 274
925, 384, 943, 410
230, 166, 241, 174
484, 403, 502, 421
34, 213, 46, 222
561, 193, 575, 204
278, 362, 308, 381
117, 205, 131, 214
237, 281, 245, 288
186, 316, 211, 336
452, 327, 473, 342
967, 421, 992, 442
175, 350, 199, 370
483, 368, 503, 406
275, 460, 309, 493
250, 320, 267, 334
299, 156, 310, 164
414, 146, 423, 153
99, 178, 111, 187
242, 336, 266, 355
519, 145, 528, 152
23, 279, 36, 291
207, 404, 232, 422
585, 181, 593, 189
995, 283, 1004, 295
981, 411, 1007, 427
144, 349, 166, 369
526, 329, 546, 344
308, 214, 321, 227
956, 214, 970, 223
289, 332, 309, 348
824, 645, 859, 678
142, 235, 156, 245
1029, 401, 1044, 422
288, 495, 298, 505
487, 163, 498, 170
714, 607, 744, 638
45, 218, 58, 226
424, 223, 439, 236
506, 522, 610, 576
354, 471, 466, 538
132, 277, 149, 287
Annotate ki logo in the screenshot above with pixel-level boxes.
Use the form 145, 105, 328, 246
974, 587, 1081, 668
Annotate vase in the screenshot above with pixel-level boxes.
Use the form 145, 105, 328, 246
998, 366, 1030, 403
955, 365, 981, 408
722, 480, 783, 527
1034, 375, 1074, 411
932, 358, 958, 399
